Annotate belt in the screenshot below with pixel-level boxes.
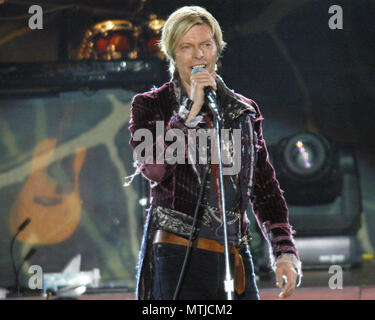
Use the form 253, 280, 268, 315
153, 230, 245, 295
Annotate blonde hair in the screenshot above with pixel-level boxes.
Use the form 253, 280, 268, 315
159, 6, 227, 76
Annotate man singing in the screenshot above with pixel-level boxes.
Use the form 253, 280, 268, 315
127, 6, 302, 300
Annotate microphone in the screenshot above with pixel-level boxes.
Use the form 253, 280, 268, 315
17, 217, 31, 232
191, 65, 205, 76
191, 66, 220, 116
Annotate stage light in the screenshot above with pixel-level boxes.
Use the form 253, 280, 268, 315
268, 131, 362, 236
261, 132, 364, 269
271, 132, 341, 205
280, 133, 331, 179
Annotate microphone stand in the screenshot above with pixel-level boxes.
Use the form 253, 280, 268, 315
10, 218, 31, 297
206, 90, 234, 300
16, 248, 37, 296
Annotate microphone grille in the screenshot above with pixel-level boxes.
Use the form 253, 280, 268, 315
191, 66, 205, 75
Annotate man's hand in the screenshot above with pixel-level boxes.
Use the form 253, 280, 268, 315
186, 70, 216, 122
275, 261, 297, 299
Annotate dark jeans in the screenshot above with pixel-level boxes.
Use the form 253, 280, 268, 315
152, 242, 260, 300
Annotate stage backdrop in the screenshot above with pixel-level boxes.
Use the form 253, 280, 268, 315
0, 88, 144, 290
0, 0, 374, 291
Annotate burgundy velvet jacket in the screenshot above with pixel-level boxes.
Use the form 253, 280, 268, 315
128, 79, 299, 299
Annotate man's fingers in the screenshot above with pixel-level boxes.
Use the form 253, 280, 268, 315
191, 72, 217, 89
278, 270, 297, 299
275, 268, 285, 288
280, 276, 296, 298
279, 286, 295, 299
193, 80, 217, 91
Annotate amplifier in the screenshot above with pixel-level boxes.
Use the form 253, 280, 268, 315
295, 235, 362, 269
254, 235, 362, 272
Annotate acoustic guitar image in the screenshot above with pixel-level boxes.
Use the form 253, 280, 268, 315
9, 138, 86, 245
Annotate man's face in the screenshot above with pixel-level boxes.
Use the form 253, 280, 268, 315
174, 24, 218, 87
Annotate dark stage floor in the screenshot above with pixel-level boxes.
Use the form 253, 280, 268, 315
4, 260, 375, 300
257, 259, 375, 299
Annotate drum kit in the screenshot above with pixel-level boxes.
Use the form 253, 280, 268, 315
77, 14, 165, 61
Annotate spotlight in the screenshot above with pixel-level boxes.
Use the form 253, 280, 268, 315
260, 132, 363, 269
268, 131, 362, 236
271, 132, 341, 205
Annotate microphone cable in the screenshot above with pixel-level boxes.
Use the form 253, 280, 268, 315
172, 165, 209, 300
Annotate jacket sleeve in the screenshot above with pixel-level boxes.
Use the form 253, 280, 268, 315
128, 92, 196, 184
248, 100, 300, 263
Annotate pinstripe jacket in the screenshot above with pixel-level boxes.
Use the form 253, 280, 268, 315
128, 77, 299, 299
